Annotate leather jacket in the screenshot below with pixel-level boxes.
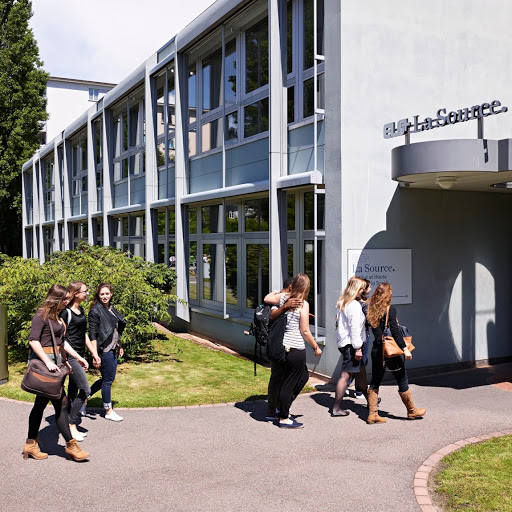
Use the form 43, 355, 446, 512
88, 303, 126, 354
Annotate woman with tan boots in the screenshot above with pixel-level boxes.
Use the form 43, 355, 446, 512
23, 284, 90, 461
366, 282, 426, 424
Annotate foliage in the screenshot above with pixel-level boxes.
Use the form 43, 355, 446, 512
435, 435, 512, 511
0, 331, 314, 406
0, 244, 177, 358
0, 0, 49, 255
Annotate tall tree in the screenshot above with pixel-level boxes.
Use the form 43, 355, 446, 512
0, 0, 48, 255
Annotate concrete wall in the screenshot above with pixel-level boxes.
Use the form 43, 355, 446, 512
320, 0, 512, 376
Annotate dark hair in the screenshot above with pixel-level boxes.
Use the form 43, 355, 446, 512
289, 273, 310, 301
283, 276, 293, 289
37, 284, 69, 322
90, 283, 113, 309
360, 278, 371, 301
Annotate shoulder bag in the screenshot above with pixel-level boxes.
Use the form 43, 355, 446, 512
382, 307, 415, 359
21, 320, 70, 400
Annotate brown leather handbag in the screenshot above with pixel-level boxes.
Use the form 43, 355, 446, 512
382, 307, 415, 359
21, 321, 69, 400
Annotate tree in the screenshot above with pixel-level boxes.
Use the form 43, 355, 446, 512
0, 0, 48, 255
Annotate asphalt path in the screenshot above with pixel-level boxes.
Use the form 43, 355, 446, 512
1, 363, 511, 512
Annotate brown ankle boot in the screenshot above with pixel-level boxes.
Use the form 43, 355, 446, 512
22, 438, 48, 460
399, 389, 426, 419
65, 439, 90, 461
367, 388, 386, 424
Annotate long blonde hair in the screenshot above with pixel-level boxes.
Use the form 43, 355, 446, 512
337, 276, 366, 312
367, 282, 393, 328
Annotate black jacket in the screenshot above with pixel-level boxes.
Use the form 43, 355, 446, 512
88, 303, 126, 354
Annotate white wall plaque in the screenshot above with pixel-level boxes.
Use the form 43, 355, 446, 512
347, 249, 412, 304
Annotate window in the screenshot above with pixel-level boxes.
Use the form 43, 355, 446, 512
201, 205, 222, 234
246, 244, 269, 308
244, 98, 269, 138
89, 88, 99, 102
245, 198, 269, 231
245, 17, 269, 93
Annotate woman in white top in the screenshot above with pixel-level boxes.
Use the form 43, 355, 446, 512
266, 273, 322, 428
332, 276, 369, 417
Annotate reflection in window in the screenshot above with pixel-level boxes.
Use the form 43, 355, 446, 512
225, 39, 237, 104
304, 191, 324, 230
304, 239, 325, 327
287, 0, 293, 74
226, 244, 238, 305
130, 215, 144, 237
245, 198, 269, 232
288, 86, 295, 124
188, 65, 196, 123
168, 209, 175, 235
245, 17, 268, 93
225, 112, 238, 142
287, 194, 295, 230
201, 119, 222, 152
244, 97, 269, 138
303, 77, 314, 118
201, 205, 222, 233
303, 0, 324, 70
202, 243, 223, 302
246, 244, 269, 308
189, 207, 197, 234
225, 203, 239, 233
158, 211, 166, 236
287, 244, 294, 280
189, 241, 197, 300
202, 47, 222, 114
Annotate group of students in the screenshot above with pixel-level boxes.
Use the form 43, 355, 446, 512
263, 274, 426, 429
22, 282, 126, 462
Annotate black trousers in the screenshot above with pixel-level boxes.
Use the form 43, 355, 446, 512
279, 348, 309, 419
28, 392, 72, 441
370, 353, 409, 393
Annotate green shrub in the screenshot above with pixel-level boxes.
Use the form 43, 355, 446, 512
0, 244, 177, 358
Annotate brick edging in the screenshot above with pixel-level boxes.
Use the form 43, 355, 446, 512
414, 430, 512, 511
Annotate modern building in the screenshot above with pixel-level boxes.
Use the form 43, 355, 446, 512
23, 0, 512, 378
40, 77, 116, 145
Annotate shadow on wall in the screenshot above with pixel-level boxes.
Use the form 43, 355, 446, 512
356, 186, 512, 377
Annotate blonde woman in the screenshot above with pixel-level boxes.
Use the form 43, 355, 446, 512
332, 276, 369, 417
366, 282, 426, 424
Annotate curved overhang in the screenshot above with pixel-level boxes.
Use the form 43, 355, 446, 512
392, 138, 512, 191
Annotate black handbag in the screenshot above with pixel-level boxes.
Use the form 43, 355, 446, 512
21, 320, 69, 400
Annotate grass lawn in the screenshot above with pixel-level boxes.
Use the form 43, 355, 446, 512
434, 435, 512, 512
0, 332, 312, 407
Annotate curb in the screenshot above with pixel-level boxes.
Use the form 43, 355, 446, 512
413, 430, 512, 511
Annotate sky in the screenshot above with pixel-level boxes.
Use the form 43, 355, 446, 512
30, 0, 216, 84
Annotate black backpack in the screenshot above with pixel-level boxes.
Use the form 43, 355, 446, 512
245, 304, 272, 376
265, 312, 287, 364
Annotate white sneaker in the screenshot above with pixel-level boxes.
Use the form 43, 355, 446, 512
74, 432, 86, 442
355, 392, 365, 400
105, 411, 123, 422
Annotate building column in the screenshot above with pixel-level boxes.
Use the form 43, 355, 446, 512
53, 135, 63, 253
62, 139, 71, 251
268, 0, 288, 291
174, 51, 190, 322
324, 1, 343, 374
102, 110, 113, 247
144, 55, 158, 262
36, 157, 44, 263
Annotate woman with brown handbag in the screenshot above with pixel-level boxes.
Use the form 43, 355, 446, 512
23, 284, 90, 461
366, 282, 425, 424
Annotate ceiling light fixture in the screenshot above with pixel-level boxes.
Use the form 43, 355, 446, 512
436, 176, 457, 190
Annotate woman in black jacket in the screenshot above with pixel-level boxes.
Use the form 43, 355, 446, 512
88, 283, 126, 422
366, 282, 426, 424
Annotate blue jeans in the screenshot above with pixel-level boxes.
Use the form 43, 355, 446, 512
67, 355, 92, 424
90, 350, 118, 409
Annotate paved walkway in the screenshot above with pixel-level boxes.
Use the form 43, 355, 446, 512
1, 362, 511, 512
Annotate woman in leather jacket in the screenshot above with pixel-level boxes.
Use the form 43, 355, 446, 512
88, 283, 126, 422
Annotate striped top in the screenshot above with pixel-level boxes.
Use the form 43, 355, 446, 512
280, 294, 305, 350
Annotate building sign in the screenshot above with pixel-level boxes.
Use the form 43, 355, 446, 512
348, 249, 412, 304
383, 100, 507, 139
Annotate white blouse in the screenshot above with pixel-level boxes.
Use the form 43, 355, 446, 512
336, 300, 365, 350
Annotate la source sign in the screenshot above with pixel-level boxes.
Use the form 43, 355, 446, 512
383, 100, 507, 139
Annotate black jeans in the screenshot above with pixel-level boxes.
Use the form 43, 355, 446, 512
278, 348, 309, 419
28, 392, 72, 442
267, 360, 285, 413
67, 356, 92, 424
370, 352, 409, 393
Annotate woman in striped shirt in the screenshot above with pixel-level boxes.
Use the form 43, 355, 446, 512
275, 273, 322, 428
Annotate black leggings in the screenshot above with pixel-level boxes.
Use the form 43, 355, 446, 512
28, 392, 72, 442
279, 348, 309, 419
370, 354, 409, 393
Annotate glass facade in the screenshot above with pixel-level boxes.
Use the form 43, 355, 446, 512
22, 0, 326, 339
